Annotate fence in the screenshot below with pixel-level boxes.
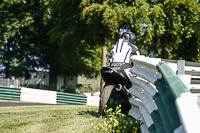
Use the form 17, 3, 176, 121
0, 78, 20, 87
161, 59, 200, 91
129, 55, 200, 133
0, 78, 56, 91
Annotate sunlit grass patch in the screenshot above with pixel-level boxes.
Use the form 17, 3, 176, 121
0, 105, 101, 133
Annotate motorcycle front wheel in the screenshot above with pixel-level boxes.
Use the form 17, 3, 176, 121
99, 85, 115, 116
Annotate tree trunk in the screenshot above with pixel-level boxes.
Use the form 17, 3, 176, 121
5, 42, 11, 78
64, 75, 70, 89
162, 37, 169, 59
49, 60, 58, 91
99, 37, 108, 114
100, 37, 108, 91
102, 38, 107, 68
5, 61, 10, 78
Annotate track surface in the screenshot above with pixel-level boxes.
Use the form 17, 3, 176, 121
0, 102, 66, 107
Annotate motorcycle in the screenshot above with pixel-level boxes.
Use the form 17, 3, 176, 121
99, 62, 132, 116
99, 32, 139, 116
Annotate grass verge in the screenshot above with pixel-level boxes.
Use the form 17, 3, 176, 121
0, 105, 102, 133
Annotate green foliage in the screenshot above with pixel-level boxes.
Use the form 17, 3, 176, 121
147, 0, 200, 60
79, 86, 92, 93
0, 0, 102, 85
48, 0, 102, 78
79, 86, 99, 94
0, 0, 54, 78
80, 0, 150, 41
81, 0, 200, 61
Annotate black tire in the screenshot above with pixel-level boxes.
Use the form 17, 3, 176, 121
99, 85, 114, 116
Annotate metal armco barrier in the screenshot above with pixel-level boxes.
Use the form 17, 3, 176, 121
129, 55, 200, 133
0, 86, 88, 105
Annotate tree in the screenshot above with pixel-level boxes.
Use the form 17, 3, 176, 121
1, 0, 199, 91
0, 0, 59, 90
0, 0, 103, 90
48, 0, 102, 88
80, 0, 154, 90
81, 0, 200, 61
0, 0, 40, 78
146, 0, 200, 60
80, 0, 157, 59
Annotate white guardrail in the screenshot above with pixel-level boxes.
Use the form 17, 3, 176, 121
128, 55, 200, 133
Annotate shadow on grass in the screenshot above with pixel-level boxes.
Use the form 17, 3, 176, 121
78, 110, 100, 118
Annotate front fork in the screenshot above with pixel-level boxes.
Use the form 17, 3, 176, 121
115, 84, 130, 98
108, 84, 130, 108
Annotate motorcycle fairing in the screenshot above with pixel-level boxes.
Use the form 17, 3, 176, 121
101, 67, 126, 85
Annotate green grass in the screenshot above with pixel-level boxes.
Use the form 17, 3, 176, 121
0, 105, 102, 133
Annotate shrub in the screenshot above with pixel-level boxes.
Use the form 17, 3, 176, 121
79, 87, 99, 95
60, 85, 76, 93
96, 105, 141, 133
79, 87, 91, 93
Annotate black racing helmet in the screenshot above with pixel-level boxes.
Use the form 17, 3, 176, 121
121, 32, 136, 44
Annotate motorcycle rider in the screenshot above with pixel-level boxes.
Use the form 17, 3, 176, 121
109, 31, 140, 87
99, 32, 140, 116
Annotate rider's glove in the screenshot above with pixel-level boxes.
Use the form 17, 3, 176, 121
109, 39, 140, 80
110, 39, 139, 63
